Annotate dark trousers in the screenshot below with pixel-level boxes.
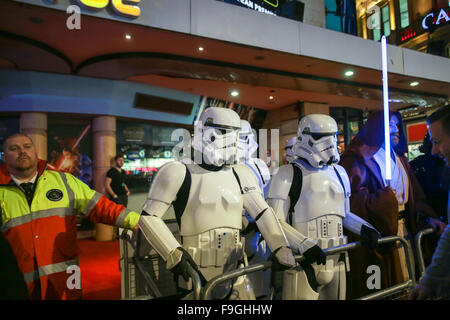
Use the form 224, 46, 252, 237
111, 194, 128, 207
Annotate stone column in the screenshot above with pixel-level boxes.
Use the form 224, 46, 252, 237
92, 116, 116, 242
20, 112, 47, 160
299, 101, 330, 116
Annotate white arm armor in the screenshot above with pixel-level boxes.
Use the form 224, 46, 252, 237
234, 164, 290, 251
266, 164, 316, 252
138, 161, 187, 261
343, 212, 379, 236
266, 164, 294, 222
253, 158, 271, 188
279, 220, 317, 254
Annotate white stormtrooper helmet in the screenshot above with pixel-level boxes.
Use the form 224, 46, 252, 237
237, 120, 259, 162
285, 137, 297, 163
293, 114, 340, 168
192, 107, 241, 166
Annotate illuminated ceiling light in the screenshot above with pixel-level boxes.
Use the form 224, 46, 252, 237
230, 90, 239, 97
269, 96, 274, 100
344, 70, 354, 77
198, 46, 204, 51
125, 34, 132, 40
410, 81, 420, 87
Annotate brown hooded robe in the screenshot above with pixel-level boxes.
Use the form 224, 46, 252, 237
339, 111, 439, 299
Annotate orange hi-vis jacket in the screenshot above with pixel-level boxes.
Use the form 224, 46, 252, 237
0, 159, 141, 299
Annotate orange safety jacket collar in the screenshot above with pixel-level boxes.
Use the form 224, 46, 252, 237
0, 159, 48, 185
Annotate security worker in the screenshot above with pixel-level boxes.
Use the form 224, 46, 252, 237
0, 133, 141, 300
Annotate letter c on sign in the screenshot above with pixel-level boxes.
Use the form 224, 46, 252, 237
78, 0, 109, 9
422, 13, 434, 30
112, 0, 141, 18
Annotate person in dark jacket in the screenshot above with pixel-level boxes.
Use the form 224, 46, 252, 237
0, 231, 29, 299
339, 110, 446, 299
410, 132, 450, 224
409, 132, 450, 267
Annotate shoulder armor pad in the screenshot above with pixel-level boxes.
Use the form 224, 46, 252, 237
232, 163, 261, 194
148, 161, 187, 204
267, 164, 293, 200
334, 164, 351, 197
253, 158, 271, 185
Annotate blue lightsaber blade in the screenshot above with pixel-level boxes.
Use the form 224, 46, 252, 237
381, 36, 391, 183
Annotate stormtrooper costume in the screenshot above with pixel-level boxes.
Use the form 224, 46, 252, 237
284, 137, 297, 164
267, 114, 380, 300
138, 107, 296, 300
237, 120, 272, 298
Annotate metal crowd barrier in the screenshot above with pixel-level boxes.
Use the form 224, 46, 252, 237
414, 228, 435, 279
200, 236, 416, 300
123, 232, 416, 300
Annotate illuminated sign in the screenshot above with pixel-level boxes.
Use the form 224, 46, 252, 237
422, 6, 450, 31
227, 0, 282, 16
77, 0, 141, 18
401, 29, 416, 42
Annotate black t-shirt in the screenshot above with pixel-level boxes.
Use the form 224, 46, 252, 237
106, 167, 127, 196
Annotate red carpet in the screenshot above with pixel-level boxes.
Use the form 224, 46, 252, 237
77, 238, 121, 300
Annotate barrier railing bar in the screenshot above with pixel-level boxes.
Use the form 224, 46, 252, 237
414, 228, 435, 279
355, 236, 416, 300
357, 281, 413, 300
186, 264, 202, 300
120, 230, 132, 299
201, 236, 416, 300
132, 231, 163, 298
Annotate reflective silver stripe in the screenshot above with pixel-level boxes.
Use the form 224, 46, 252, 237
115, 207, 131, 227
83, 192, 102, 216
23, 258, 79, 283
0, 207, 76, 232
58, 172, 74, 209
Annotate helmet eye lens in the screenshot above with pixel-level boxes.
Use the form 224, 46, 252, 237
305, 132, 337, 141
214, 128, 227, 135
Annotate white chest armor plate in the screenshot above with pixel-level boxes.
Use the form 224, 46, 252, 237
180, 164, 243, 236
292, 161, 348, 243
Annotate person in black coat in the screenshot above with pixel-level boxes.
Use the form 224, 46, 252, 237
0, 231, 29, 299
410, 132, 450, 267
410, 132, 450, 224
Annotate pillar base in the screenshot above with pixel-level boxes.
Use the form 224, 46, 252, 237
95, 223, 115, 242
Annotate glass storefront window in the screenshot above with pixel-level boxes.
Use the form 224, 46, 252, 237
330, 107, 363, 154
382, 5, 391, 37
117, 120, 189, 193
370, 10, 381, 41
399, 0, 409, 28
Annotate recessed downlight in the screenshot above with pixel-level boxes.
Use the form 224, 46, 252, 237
230, 90, 239, 97
410, 81, 419, 87
125, 34, 132, 40
344, 70, 354, 77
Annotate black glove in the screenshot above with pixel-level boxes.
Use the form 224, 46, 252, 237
269, 246, 295, 272
360, 225, 380, 250
170, 247, 207, 285
303, 245, 326, 265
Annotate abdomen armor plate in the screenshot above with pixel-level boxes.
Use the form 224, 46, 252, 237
292, 161, 347, 244
180, 164, 243, 236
